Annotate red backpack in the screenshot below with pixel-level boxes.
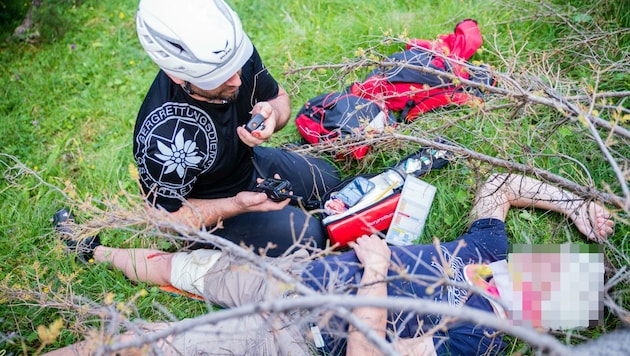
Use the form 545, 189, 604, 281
294, 19, 495, 156
294, 91, 393, 159
350, 19, 495, 121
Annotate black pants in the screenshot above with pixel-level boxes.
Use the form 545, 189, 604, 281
191, 146, 340, 257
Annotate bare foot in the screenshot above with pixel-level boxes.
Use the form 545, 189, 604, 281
569, 201, 615, 242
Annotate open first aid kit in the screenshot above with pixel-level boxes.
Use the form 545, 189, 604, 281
322, 168, 437, 247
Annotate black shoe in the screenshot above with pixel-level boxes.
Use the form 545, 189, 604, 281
53, 208, 101, 263
393, 138, 454, 177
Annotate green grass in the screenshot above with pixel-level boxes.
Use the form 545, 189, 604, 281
1, 0, 628, 354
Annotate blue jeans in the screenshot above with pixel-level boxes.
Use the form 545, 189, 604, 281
189, 146, 340, 257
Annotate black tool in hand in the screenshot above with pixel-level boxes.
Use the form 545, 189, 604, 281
245, 113, 265, 132
254, 178, 303, 202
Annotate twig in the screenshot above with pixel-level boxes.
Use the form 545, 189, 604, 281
102, 294, 572, 356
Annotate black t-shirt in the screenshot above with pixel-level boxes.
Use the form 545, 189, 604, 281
133, 47, 280, 212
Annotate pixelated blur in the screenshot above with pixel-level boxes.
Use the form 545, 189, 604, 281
491, 244, 604, 329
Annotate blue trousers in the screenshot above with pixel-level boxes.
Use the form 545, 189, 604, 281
301, 218, 509, 355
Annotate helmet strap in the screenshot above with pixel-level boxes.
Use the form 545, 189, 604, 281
183, 81, 195, 96
181, 81, 230, 104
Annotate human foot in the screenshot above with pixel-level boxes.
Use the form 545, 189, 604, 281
569, 201, 615, 242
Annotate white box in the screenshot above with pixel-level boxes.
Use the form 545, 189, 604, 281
385, 175, 436, 246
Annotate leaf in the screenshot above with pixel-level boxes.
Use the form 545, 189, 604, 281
455, 189, 468, 203
37, 318, 64, 344
572, 13, 593, 23
128, 163, 139, 180
558, 126, 572, 138
519, 211, 535, 221
104, 292, 115, 305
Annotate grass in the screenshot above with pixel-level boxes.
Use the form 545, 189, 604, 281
0, 0, 628, 354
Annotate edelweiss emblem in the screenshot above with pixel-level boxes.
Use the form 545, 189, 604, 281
154, 129, 202, 178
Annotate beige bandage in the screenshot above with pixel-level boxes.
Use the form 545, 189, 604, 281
170, 249, 222, 296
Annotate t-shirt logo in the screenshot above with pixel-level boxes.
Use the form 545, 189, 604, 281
430, 245, 467, 307
155, 128, 202, 178
135, 102, 218, 199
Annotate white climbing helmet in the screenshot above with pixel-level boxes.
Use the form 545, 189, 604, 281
136, 0, 253, 90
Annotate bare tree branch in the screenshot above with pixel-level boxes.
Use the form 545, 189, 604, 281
101, 295, 571, 356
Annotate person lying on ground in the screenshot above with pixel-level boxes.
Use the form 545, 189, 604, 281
47, 173, 615, 355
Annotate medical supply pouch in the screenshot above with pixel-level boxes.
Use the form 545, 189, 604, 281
326, 192, 402, 247
321, 142, 452, 247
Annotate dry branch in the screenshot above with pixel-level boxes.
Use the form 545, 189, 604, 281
1, 150, 628, 354
3, 6, 630, 352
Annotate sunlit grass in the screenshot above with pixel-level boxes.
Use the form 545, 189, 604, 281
0, 0, 627, 354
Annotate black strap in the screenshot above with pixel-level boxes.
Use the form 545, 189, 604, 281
400, 99, 416, 121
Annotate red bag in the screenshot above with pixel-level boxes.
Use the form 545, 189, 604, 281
320, 142, 453, 248
325, 193, 401, 247
294, 91, 392, 159
351, 19, 495, 122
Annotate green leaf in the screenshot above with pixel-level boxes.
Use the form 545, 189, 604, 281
519, 211, 536, 222
573, 13, 593, 23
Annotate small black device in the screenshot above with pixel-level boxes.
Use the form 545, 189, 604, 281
245, 114, 265, 132
254, 178, 301, 202
335, 176, 375, 207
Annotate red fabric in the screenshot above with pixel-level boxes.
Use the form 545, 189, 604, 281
326, 193, 401, 247
408, 19, 481, 60
406, 89, 479, 118
351, 19, 484, 121
159, 285, 204, 301
295, 113, 330, 144
350, 80, 478, 121
296, 113, 371, 159
333, 144, 371, 160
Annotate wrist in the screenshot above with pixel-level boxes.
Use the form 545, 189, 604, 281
364, 263, 389, 274
267, 108, 281, 132
563, 196, 583, 218
230, 195, 245, 211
